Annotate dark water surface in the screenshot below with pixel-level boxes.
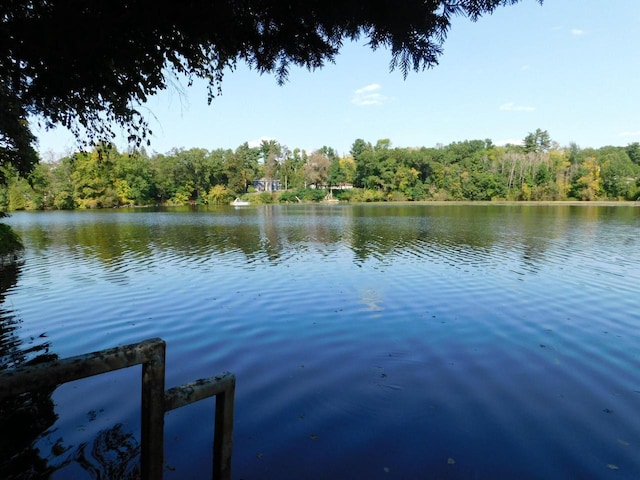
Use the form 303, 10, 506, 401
2, 204, 639, 479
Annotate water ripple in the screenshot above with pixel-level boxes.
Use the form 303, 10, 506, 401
3, 205, 640, 479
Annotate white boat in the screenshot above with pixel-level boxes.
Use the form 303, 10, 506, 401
231, 198, 250, 206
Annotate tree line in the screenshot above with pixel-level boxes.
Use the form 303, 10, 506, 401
1, 131, 640, 210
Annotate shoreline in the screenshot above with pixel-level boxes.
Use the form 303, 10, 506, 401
2, 199, 638, 213
323, 200, 640, 207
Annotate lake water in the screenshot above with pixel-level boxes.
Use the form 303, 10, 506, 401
1, 204, 639, 479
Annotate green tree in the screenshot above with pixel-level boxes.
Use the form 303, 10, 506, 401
597, 146, 639, 199
226, 143, 259, 194
70, 146, 119, 208
304, 151, 331, 188
394, 165, 421, 199
354, 139, 398, 191
206, 149, 232, 187
351, 139, 374, 187
5, 172, 33, 210
328, 158, 344, 187
350, 139, 372, 162
534, 163, 551, 186
149, 153, 178, 203
338, 156, 357, 186
571, 157, 603, 200
625, 142, 640, 165
112, 152, 155, 205
45, 157, 76, 209
523, 129, 551, 153
282, 149, 307, 190
260, 140, 287, 191
169, 148, 205, 201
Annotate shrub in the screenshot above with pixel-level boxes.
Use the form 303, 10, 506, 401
278, 188, 326, 203
361, 189, 385, 202
206, 185, 233, 205
278, 189, 301, 203
390, 191, 409, 202
302, 188, 327, 202
258, 192, 275, 204
335, 189, 354, 202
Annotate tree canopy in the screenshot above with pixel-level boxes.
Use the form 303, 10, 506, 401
3, 130, 639, 210
0, 0, 543, 182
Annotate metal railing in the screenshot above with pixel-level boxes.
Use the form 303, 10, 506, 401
0, 338, 235, 480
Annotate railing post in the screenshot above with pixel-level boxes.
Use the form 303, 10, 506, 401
213, 376, 235, 480
0, 338, 234, 479
141, 339, 166, 480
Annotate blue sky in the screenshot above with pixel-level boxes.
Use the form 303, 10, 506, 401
34, 0, 640, 158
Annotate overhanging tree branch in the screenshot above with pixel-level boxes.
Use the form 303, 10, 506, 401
0, 0, 543, 182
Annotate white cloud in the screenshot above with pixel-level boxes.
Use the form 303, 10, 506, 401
520, 65, 531, 71
571, 28, 585, 36
499, 102, 535, 112
620, 130, 640, 137
352, 83, 387, 106
357, 84, 381, 93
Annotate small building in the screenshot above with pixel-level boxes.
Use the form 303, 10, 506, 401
252, 178, 281, 192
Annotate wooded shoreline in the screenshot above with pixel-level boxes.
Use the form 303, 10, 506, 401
2, 135, 639, 210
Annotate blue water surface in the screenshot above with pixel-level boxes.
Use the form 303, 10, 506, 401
1, 204, 639, 479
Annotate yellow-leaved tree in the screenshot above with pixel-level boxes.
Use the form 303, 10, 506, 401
573, 157, 603, 200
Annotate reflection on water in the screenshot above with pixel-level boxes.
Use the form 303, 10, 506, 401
0, 261, 52, 369
0, 356, 58, 479
1, 262, 141, 479
8, 204, 639, 270
0, 261, 58, 479
69, 424, 140, 480
2, 204, 640, 479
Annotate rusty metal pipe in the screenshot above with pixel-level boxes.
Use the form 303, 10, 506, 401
213, 376, 235, 480
164, 372, 235, 480
164, 372, 235, 411
0, 338, 165, 399
0, 338, 234, 480
141, 340, 166, 480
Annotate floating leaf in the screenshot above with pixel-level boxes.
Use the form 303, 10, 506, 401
607, 464, 619, 470
447, 458, 456, 465
617, 439, 630, 446
310, 434, 318, 440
